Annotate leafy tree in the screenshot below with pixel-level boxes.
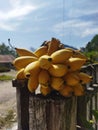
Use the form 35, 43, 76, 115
84, 34, 98, 62
80, 109, 98, 130
85, 35, 98, 52
0, 43, 17, 57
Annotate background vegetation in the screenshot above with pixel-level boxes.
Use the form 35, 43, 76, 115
82, 34, 98, 62
0, 34, 98, 61
0, 43, 17, 57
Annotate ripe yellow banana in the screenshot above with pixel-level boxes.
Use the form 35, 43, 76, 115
28, 75, 39, 93
51, 77, 64, 91
15, 68, 25, 80
63, 72, 80, 86
72, 83, 84, 96
65, 47, 74, 52
38, 69, 51, 85
78, 72, 93, 84
38, 55, 52, 70
66, 57, 86, 71
59, 85, 73, 97
47, 37, 60, 55
49, 64, 68, 77
51, 48, 73, 64
34, 46, 48, 58
24, 60, 41, 78
13, 38, 89, 97
13, 56, 38, 70
72, 50, 87, 59
40, 84, 52, 96
15, 47, 37, 57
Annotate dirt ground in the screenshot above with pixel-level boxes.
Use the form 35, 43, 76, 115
0, 70, 17, 129
0, 81, 16, 115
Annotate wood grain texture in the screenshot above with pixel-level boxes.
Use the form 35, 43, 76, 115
29, 95, 77, 130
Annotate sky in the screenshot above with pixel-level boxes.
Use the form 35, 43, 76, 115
0, 0, 98, 50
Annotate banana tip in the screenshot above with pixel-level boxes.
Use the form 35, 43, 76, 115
25, 73, 30, 78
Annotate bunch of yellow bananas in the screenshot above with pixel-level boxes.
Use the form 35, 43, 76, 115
13, 38, 92, 97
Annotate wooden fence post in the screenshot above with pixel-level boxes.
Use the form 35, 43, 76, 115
77, 95, 87, 130
12, 79, 77, 130
12, 79, 30, 130
29, 94, 77, 130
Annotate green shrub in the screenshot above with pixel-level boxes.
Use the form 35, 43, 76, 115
0, 74, 13, 81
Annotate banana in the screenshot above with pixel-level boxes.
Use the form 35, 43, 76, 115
63, 72, 80, 86
49, 64, 68, 77
28, 75, 39, 93
51, 77, 64, 91
38, 55, 52, 70
72, 83, 84, 96
66, 57, 87, 71
38, 69, 51, 85
65, 47, 74, 52
78, 72, 93, 84
47, 37, 60, 55
34, 46, 48, 58
40, 84, 52, 96
58, 43, 65, 49
15, 68, 25, 80
13, 56, 38, 70
24, 60, 41, 78
13, 38, 89, 97
51, 48, 73, 64
59, 85, 73, 97
72, 50, 87, 59
15, 47, 37, 57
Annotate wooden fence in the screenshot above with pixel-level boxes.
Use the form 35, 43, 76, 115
12, 64, 98, 130
77, 64, 98, 130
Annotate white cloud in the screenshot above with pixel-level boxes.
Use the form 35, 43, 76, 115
0, 5, 36, 20
8, 5, 36, 19
0, 0, 38, 31
0, 22, 19, 31
68, 8, 98, 18
9, 0, 21, 8
82, 28, 98, 37
53, 19, 98, 38
64, 0, 98, 18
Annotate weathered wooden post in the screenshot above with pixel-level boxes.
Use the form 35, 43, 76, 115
12, 79, 30, 130
29, 93, 77, 130
12, 79, 77, 130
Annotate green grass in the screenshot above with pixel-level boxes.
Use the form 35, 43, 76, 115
0, 74, 14, 81
0, 109, 17, 128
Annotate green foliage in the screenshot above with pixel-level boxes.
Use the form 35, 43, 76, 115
91, 35, 98, 45
85, 35, 98, 52
92, 110, 98, 122
80, 109, 98, 130
84, 51, 98, 63
84, 34, 98, 62
0, 109, 16, 128
0, 74, 14, 81
80, 116, 94, 130
0, 43, 17, 57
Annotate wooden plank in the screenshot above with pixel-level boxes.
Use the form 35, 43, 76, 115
12, 79, 30, 130
77, 96, 87, 130
29, 94, 77, 130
